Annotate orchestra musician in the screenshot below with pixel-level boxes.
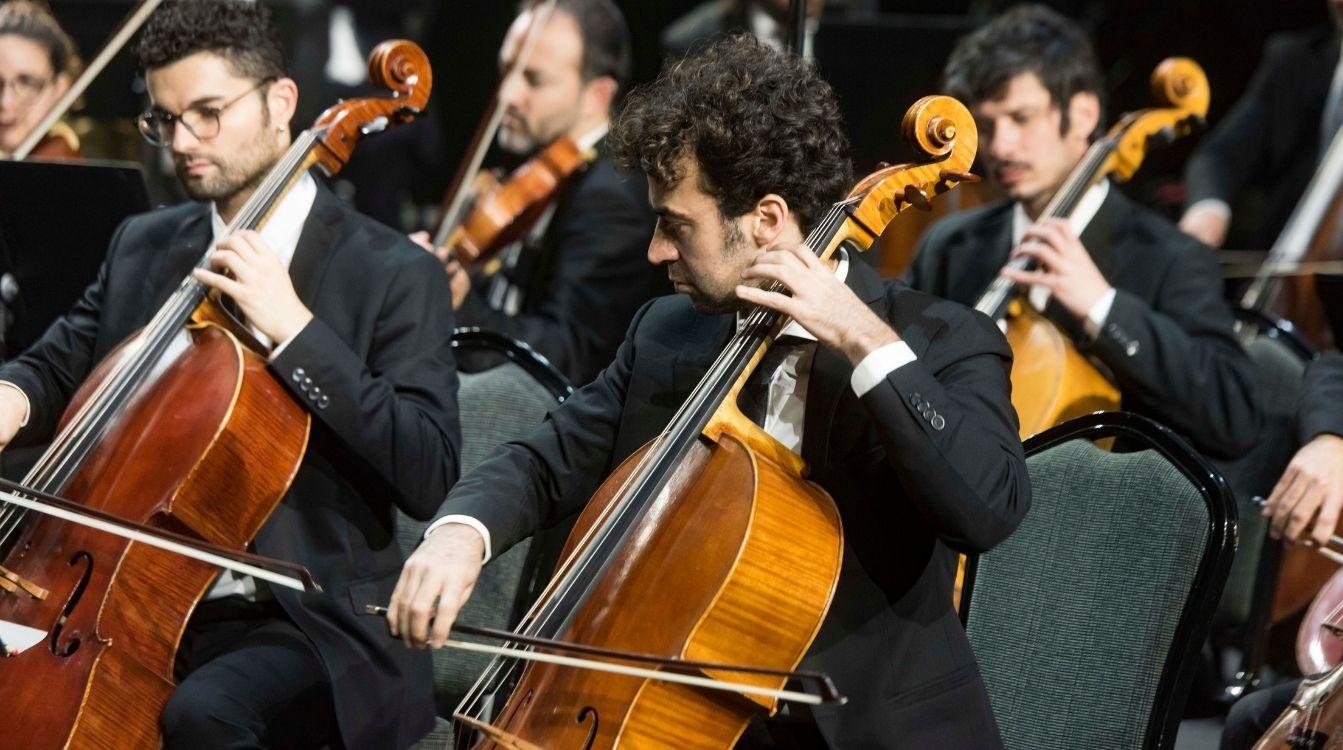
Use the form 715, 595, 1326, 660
421, 0, 665, 386
0, 2, 459, 748
1219, 352, 1343, 748
389, 35, 1031, 749
0, 0, 80, 158
1180, 0, 1343, 249
905, 4, 1259, 460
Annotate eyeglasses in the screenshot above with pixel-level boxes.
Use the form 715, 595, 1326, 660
136, 78, 274, 147
0, 74, 52, 105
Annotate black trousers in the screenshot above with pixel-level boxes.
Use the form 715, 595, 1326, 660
162, 595, 337, 750
1221, 679, 1300, 750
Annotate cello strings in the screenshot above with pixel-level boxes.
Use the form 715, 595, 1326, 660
456, 200, 855, 720
0, 133, 319, 546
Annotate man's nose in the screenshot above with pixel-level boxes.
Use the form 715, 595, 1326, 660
647, 237, 677, 265
170, 118, 201, 153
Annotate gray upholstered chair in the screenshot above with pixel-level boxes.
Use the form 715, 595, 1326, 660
399, 329, 572, 750
961, 412, 1236, 750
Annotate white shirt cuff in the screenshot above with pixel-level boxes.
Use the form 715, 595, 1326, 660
0, 382, 31, 427
1084, 288, 1117, 339
1185, 198, 1232, 221
850, 341, 917, 397
424, 514, 493, 563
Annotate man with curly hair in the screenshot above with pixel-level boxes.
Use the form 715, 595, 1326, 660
0, 1, 458, 748
390, 34, 1028, 748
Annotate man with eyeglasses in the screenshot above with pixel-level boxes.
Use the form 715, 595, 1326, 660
0, 1, 459, 748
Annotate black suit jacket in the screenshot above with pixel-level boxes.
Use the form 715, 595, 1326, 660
1184, 26, 1339, 248
906, 186, 1259, 459
456, 144, 664, 386
0, 181, 459, 750
439, 260, 1030, 748
1300, 352, 1343, 442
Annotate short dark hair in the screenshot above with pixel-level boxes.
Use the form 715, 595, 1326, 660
943, 4, 1105, 139
135, 0, 286, 81
0, 1, 80, 79
609, 34, 852, 234
526, 0, 632, 91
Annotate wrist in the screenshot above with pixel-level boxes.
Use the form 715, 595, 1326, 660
429, 522, 487, 554
840, 313, 900, 366
269, 308, 313, 346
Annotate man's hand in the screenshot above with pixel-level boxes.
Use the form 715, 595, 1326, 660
192, 230, 313, 345
735, 243, 898, 365
1264, 434, 1343, 546
1000, 219, 1113, 321
409, 231, 470, 310
387, 523, 486, 649
0, 386, 28, 451
1179, 205, 1229, 248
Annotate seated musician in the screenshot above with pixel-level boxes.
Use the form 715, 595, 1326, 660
1220, 352, 1343, 749
390, 35, 1031, 749
421, 0, 664, 386
1180, 0, 1342, 249
0, 1, 458, 748
905, 4, 1259, 459
0, 0, 81, 158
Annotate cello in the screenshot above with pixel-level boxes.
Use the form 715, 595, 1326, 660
0, 39, 430, 749
972, 58, 1210, 439
438, 95, 979, 749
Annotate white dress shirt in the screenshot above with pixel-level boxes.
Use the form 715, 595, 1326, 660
1011, 179, 1116, 337
430, 250, 917, 562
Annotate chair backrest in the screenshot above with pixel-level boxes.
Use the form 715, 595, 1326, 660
962, 412, 1235, 750
393, 330, 572, 713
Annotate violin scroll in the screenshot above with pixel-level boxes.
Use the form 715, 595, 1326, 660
1151, 57, 1210, 118
311, 39, 433, 176
1105, 57, 1209, 182
900, 95, 973, 161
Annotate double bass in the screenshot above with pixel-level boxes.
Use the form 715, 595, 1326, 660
972, 58, 1210, 439
440, 96, 979, 748
0, 40, 430, 748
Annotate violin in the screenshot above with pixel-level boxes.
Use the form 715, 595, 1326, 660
1254, 665, 1343, 749
0, 40, 430, 749
440, 95, 979, 749
973, 57, 1210, 439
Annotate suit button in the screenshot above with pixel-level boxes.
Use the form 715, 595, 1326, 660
317, 395, 330, 409
292, 367, 306, 382
931, 414, 946, 430
1125, 341, 1140, 357
910, 393, 922, 407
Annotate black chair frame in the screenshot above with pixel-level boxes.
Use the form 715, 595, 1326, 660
961, 411, 1237, 750
451, 327, 574, 404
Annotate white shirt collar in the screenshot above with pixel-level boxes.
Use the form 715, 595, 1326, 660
1011, 177, 1110, 248
575, 121, 609, 152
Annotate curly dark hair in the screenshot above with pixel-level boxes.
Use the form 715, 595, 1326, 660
609, 34, 852, 234
0, 1, 81, 79
135, 0, 285, 80
943, 4, 1105, 140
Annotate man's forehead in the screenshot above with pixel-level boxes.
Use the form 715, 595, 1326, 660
499, 11, 582, 72
145, 51, 249, 106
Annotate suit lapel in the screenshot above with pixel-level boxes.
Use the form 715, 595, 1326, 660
289, 180, 345, 308
149, 206, 212, 312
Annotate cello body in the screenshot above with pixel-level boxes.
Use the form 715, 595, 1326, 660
0, 300, 309, 750
1003, 302, 1120, 439
475, 423, 842, 748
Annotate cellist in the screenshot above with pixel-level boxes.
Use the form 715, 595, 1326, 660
0, 0, 80, 159
390, 35, 1031, 748
905, 4, 1259, 460
0, 1, 460, 748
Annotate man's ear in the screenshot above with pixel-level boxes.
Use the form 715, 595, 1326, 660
751, 193, 790, 248
267, 77, 300, 131
1067, 91, 1101, 144
580, 75, 618, 120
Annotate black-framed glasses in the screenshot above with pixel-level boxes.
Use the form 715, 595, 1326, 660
136, 77, 275, 147
0, 74, 52, 105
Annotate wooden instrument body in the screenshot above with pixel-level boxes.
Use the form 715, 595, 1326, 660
1254, 664, 1343, 749
476, 422, 843, 749
1003, 302, 1120, 439
1297, 566, 1343, 675
0, 299, 309, 749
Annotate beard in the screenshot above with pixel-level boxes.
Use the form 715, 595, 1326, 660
681, 219, 753, 316
174, 113, 278, 203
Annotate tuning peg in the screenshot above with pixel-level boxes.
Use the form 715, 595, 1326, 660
901, 185, 932, 211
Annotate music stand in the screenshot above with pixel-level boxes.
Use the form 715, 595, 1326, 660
0, 159, 152, 356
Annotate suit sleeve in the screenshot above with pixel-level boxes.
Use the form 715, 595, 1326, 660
433, 302, 651, 556
0, 217, 126, 443
456, 175, 655, 384
857, 304, 1030, 553
1183, 36, 1287, 207
1081, 241, 1259, 458
270, 248, 461, 521
1299, 353, 1343, 442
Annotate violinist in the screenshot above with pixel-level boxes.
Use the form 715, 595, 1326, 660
1220, 352, 1343, 747
390, 35, 1030, 749
426, 0, 663, 386
905, 4, 1259, 460
0, 0, 80, 158
0, 2, 459, 748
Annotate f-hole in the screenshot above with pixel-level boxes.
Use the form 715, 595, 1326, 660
49, 551, 93, 657
576, 706, 598, 750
